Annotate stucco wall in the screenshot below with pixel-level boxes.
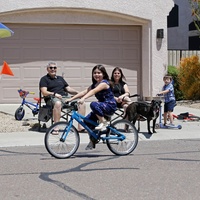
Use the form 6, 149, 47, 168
0, 0, 174, 98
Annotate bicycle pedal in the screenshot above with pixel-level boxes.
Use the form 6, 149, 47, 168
90, 136, 99, 144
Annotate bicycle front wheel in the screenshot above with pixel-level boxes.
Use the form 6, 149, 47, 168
106, 119, 138, 156
44, 121, 80, 159
15, 106, 25, 120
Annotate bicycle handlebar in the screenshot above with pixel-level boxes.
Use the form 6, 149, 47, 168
18, 89, 35, 98
63, 101, 78, 111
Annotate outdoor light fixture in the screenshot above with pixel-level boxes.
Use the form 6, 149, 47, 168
156, 29, 164, 39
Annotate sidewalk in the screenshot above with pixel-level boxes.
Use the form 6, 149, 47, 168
0, 103, 200, 147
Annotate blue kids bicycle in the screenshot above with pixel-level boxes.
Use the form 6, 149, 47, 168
44, 101, 138, 159
15, 89, 40, 120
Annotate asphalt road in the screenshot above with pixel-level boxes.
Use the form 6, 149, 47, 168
1, 139, 200, 200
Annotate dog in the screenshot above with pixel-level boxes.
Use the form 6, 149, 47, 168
124, 100, 161, 134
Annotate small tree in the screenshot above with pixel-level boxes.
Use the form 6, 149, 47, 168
178, 55, 200, 100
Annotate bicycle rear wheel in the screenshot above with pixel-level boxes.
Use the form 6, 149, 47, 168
44, 121, 80, 159
106, 119, 138, 156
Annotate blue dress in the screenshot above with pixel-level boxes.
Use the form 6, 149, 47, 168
85, 80, 117, 125
91, 79, 117, 116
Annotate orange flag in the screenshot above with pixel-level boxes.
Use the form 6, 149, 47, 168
0, 61, 14, 76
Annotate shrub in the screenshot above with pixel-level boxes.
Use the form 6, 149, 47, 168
167, 65, 184, 100
178, 55, 200, 100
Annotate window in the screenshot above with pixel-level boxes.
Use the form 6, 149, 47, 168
189, 21, 200, 31
167, 4, 179, 28
189, 36, 200, 50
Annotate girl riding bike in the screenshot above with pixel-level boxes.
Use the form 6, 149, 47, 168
67, 64, 117, 150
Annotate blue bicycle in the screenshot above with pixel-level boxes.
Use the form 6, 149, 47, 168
15, 89, 40, 120
44, 101, 138, 159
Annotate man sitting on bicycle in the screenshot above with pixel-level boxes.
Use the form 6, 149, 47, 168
67, 64, 117, 150
39, 61, 86, 132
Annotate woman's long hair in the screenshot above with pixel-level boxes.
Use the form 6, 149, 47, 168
111, 67, 126, 83
92, 64, 109, 84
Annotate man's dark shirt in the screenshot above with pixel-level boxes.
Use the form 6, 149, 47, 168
39, 74, 69, 96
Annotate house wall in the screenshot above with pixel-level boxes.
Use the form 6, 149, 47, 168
0, 0, 174, 99
168, 0, 194, 50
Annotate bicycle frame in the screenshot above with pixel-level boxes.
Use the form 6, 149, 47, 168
60, 110, 125, 143
20, 98, 39, 112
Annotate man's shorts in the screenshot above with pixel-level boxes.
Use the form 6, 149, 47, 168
164, 100, 176, 112
46, 96, 70, 108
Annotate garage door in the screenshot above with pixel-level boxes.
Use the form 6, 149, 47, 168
0, 24, 141, 103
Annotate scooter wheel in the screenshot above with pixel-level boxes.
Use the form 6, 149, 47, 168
178, 125, 182, 129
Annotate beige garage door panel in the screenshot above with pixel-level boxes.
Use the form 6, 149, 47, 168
0, 24, 141, 103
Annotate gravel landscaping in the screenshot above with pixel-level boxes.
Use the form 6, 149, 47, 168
0, 112, 39, 133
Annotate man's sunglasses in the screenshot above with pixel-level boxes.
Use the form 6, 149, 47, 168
49, 66, 57, 70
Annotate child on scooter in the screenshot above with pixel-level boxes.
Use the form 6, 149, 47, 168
157, 74, 176, 126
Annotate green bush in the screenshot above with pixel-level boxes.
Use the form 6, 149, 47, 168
167, 65, 184, 100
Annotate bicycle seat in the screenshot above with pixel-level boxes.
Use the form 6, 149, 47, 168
34, 97, 41, 103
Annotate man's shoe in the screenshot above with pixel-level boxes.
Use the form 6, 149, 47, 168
51, 127, 59, 135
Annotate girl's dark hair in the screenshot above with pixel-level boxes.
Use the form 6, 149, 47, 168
92, 64, 109, 84
111, 67, 126, 82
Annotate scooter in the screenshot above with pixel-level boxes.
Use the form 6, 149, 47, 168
155, 104, 182, 129
172, 112, 200, 122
